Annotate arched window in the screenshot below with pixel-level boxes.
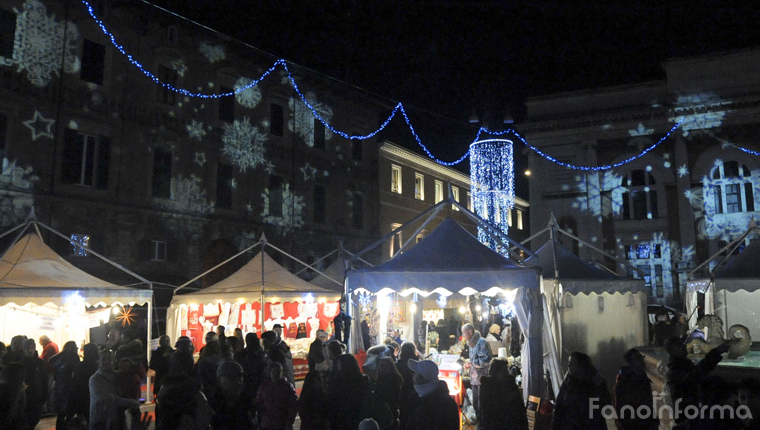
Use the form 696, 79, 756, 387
711, 161, 755, 214
621, 170, 658, 220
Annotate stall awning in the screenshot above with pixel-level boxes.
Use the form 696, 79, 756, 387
0, 233, 152, 306
171, 251, 342, 306
348, 219, 540, 296
712, 240, 760, 293
527, 239, 646, 295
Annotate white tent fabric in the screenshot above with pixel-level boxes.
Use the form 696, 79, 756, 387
309, 257, 346, 292
0, 233, 152, 306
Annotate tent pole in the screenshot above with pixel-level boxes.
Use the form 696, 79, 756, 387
146, 294, 153, 403
1, 222, 33, 257
293, 249, 338, 276
396, 205, 444, 256
0, 220, 29, 242
553, 225, 647, 277
174, 240, 263, 293
266, 242, 343, 288
687, 227, 757, 278
453, 200, 533, 262
261, 237, 266, 332
517, 227, 550, 247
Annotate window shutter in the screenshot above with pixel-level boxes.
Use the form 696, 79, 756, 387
96, 136, 111, 189
62, 129, 83, 184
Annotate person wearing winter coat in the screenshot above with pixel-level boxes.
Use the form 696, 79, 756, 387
479, 357, 528, 430
0, 362, 28, 429
149, 335, 174, 399
21, 338, 48, 430
67, 343, 100, 422
235, 332, 267, 398
326, 341, 366, 430
209, 361, 257, 430
298, 370, 329, 430
255, 362, 298, 430
395, 342, 420, 430
196, 340, 225, 395
89, 350, 140, 430
462, 323, 492, 421
169, 336, 195, 379
613, 349, 659, 430
50, 340, 80, 430
307, 330, 328, 372
361, 346, 402, 430
262, 330, 295, 384
552, 351, 611, 430
401, 359, 459, 430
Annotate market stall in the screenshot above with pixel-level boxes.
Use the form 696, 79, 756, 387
527, 237, 647, 392
167, 238, 342, 378
0, 217, 153, 358
686, 225, 760, 339
347, 218, 546, 399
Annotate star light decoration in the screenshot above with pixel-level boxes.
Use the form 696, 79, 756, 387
470, 140, 515, 256
23, 110, 55, 140
678, 165, 689, 177
300, 163, 317, 181
194, 152, 207, 167
115, 305, 137, 327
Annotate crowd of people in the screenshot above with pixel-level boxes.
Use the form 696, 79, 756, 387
2, 322, 759, 430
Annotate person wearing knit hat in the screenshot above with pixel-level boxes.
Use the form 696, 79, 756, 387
209, 361, 257, 430
405, 359, 459, 430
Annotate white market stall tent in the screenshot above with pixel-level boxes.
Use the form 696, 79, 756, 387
526, 236, 647, 393
0, 216, 153, 354
167, 236, 343, 355
347, 216, 549, 399
686, 224, 760, 339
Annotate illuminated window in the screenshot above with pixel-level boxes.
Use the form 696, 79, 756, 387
269, 103, 284, 136
414, 173, 424, 200
151, 240, 167, 261
391, 165, 402, 194
152, 148, 172, 198
269, 176, 283, 217
390, 223, 403, 257
711, 161, 755, 214
0, 9, 16, 60
516, 210, 524, 230
157, 65, 177, 105
507, 208, 513, 227
313, 185, 326, 224
80, 39, 105, 85
626, 243, 668, 298
351, 139, 363, 161
313, 119, 325, 149
62, 130, 111, 189
218, 85, 235, 122
435, 180, 443, 203
70, 234, 90, 257
216, 163, 233, 209
352, 194, 364, 229
621, 170, 658, 220
467, 192, 472, 211
452, 186, 459, 210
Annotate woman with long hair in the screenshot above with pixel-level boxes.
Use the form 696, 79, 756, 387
49, 341, 80, 429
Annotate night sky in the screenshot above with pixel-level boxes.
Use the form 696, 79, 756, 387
146, 0, 760, 195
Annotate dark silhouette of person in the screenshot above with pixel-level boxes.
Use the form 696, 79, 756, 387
150, 335, 174, 398
67, 343, 99, 422
326, 340, 366, 430
236, 332, 267, 398
479, 357, 528, 430
169, 336, 195, 378
298, 371, 330, 430
395, 342, 419, 430
401, 359, 459, 430
209, 361, 257, 430
613, 348, 659, 430
552, 351, 611, 430
255, 362, 298, 430
21, 338, 48, 430
49, 340, 80, 430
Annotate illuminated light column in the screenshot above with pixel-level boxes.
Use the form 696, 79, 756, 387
470, 139, 515, 256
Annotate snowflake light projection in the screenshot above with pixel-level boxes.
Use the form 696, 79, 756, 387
678, 165, 689, 178
158, 174, 214, 215
9, 0, 80, 87
669, 93, 731, 136
221, 118, 268, 172
171, 59, 187, 77
622, 232, 676, 299
470, 140, 514, 256
194, 152, 207, 167
22, 110, 55, 140
199, 42, 226, 63
288, 92, 333, 147
569, 170, 625, 221
300, 163, 317, 181
234, 77, 262, 109
236, 231, 258, 252
628, 123, 654, 137
261, 184, 305, 233
0, 158, 38, 227
187, 120, 206, 141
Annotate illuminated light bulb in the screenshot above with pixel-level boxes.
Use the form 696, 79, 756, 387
524, 170, 531, 176
410, 303, 417, 313
476, 305, 482, 312
112, 306, 119, 314
459, 307, 466, 314
470, 139, 514, 256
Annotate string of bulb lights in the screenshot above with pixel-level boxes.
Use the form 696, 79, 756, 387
82, 0, 749, 171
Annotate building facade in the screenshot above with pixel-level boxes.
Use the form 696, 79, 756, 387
0, 0, 384, 314
522, 48, 760, 305
379, 141, 530, 260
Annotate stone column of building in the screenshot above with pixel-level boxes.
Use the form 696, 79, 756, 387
582, 141, 603, 262
674, 136, 697, 300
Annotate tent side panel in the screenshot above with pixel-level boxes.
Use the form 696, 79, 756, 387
720, 290, 760, 339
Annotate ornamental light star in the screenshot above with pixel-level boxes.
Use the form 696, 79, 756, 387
115, 305, 137, 327
300, 163, 317, 181
23, 110, 55, 140
678, 165, 689, 177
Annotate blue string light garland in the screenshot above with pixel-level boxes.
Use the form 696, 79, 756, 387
82, 0, 694, 171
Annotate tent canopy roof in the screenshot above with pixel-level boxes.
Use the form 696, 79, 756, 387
527, 239, 646, 295
709, 239, 760, 292
172, 251, 341, 305
0, 233, 152, 306
309, 257, 345, 292
348, 218, 540, 296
